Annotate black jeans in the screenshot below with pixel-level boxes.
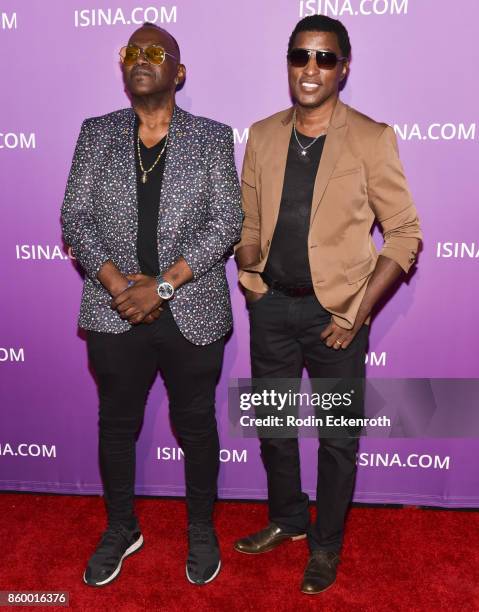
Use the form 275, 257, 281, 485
86, 305, 225, 527
248, 289, 369, 553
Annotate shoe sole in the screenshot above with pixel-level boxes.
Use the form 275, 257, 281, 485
83, 534, 144, 587
186, 559, 221, 585
234, 533, 307, 554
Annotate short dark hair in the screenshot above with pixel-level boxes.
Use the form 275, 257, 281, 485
288, 15, 351, 58
142, 21, 181, 60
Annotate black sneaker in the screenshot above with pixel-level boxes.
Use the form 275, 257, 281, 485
83, 522, 143, 587
186, 523, 221, 585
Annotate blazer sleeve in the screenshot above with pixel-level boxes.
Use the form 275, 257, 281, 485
181, 126, 243, 280
61, 119, 110, 285
234, 124, 261, 251
367, 125, 423, 273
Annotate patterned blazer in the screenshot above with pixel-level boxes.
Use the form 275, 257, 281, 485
61, 105, 243, 345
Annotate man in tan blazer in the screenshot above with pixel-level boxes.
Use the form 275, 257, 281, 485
234, 15, 422, 594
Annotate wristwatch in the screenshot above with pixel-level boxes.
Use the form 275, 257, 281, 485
156, 275, 175, 300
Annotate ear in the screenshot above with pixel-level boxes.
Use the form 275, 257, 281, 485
339, 61, 350, 82
175, 63, 186, 86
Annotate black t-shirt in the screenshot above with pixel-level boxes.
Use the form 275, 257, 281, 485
133, 115, 167, 277
263, 130, 326, 286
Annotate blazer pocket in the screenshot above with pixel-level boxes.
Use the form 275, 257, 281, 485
345, 256, 376, 284
329, 167, 361, 180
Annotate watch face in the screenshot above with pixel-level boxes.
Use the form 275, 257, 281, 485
158, 281, 174, 300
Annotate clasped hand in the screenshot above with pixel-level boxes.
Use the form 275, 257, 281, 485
111, 274, 163, 325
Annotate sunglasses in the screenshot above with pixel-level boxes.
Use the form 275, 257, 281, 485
288, 48, 347, 70
119, 44, 178, 66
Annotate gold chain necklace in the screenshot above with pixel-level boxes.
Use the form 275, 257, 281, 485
137, 130, 169, 184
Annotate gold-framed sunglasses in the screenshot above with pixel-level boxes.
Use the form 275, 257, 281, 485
119, 44, 178, 66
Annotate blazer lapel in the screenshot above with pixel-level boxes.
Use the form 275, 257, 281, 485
263, 109, 294, 239
309, 99, 348, 225
158, 104, 187, 218
112, 108, 138, 218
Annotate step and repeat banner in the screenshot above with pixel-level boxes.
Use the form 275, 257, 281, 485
1, 0, 478, 507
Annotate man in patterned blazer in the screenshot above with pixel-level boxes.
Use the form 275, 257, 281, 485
61, 23, 242, 587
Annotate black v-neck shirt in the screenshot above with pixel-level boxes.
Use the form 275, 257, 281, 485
263, 130, 326, 286
133, 115, 167, 277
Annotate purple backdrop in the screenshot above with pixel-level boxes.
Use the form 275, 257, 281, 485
1, 0, 478, 507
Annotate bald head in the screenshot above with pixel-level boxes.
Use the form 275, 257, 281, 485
129, 22, 180, 62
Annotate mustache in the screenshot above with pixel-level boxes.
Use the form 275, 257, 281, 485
130, 67, 155, 78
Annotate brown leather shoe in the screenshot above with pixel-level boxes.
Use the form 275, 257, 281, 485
301, 550, 340, 594
234, 522, 306, 554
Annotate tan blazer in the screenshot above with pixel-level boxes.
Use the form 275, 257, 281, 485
236, 99, 422, 329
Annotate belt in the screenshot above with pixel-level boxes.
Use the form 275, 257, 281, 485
261, 274, 315, 298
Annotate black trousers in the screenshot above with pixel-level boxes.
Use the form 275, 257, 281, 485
248, 289, 369, 553
86, 305, 225, 527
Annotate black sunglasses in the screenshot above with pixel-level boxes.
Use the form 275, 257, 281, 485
288, 48, 348, 70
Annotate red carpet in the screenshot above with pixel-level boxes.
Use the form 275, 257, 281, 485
0, 493, 478, 611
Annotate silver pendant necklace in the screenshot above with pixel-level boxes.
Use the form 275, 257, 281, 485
292, 109, 328, 157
